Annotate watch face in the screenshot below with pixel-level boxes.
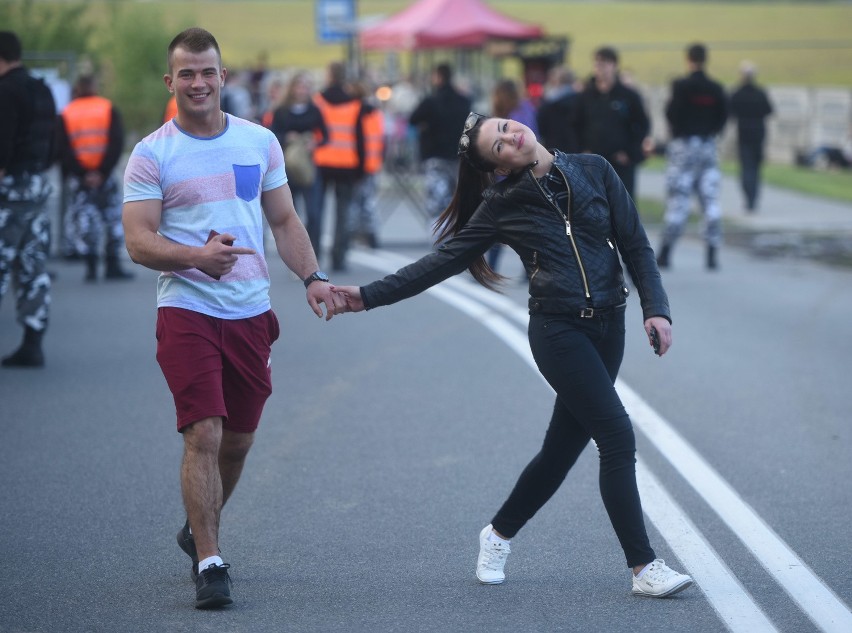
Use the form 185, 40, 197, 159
305, 271, 329, 287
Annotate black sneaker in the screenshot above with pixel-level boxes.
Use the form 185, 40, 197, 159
176, 520, 199, 580
195, 563, 233, 609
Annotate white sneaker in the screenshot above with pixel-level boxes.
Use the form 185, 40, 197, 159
476, 524, 511, 584
632, 559, 693, 597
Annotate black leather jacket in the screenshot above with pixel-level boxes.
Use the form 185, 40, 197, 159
361, 151, 670, 323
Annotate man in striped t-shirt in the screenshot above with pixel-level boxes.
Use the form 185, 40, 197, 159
122, 27, 342, 610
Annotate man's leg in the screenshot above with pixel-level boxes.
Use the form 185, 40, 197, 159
182, 419, 235, 610
220, 428, 255, 506
2, 204, 50, 367
181, 417, 225, 562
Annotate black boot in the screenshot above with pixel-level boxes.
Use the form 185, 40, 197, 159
707, 246, 718, 271
85, 254, 98, 282
105, 255, 134, 280
2, 326, 45, 368
656, 244, 671, 269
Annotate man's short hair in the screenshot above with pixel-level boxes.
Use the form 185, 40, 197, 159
687, 43, 707, 65
168, 27, 221, 72
435, 63, 452, 85
594, 46, 619, 65
74, 75, 98, 98
0, 31, 23, 63
328, 61, 347, 86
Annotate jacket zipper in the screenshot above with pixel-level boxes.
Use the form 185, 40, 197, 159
530, 168, 591, 300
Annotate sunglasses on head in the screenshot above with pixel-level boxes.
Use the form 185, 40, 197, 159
458, 112, 487, 156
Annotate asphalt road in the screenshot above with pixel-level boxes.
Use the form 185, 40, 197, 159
1, 208, 851, 632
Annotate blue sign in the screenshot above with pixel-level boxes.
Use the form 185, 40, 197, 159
316, 0, 356, 43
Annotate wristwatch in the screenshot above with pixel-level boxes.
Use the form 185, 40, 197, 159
303, 270, 330, 288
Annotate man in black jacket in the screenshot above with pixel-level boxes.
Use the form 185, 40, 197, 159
575, 47, 650, 199
409, 63, 471, 222
536, 65, 581, 154
658, 42, 728, 270
729, 61, 773, 212
0, 31, 56, 368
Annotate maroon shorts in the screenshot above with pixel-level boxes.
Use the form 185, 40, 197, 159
155, 307, 280, 433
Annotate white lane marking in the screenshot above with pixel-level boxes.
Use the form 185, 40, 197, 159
356, 249, 852, 633
619, 382, 852, 633
636, 458, 777, 632
349, 250, 774, 632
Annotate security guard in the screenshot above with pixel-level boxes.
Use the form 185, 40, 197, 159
58, 74, 132, 280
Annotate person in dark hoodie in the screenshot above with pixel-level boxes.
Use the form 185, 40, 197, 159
409, 63, 472, 226
0, 31, 57, 368
729, 61, 773, 212
575, 46, 650, 199
657, 43, 728, 271
313, 61, 364, 271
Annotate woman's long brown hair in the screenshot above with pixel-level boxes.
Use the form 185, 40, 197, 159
432, 118, 506, 291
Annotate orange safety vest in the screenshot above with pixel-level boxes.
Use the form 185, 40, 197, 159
163, 96, 178, 123
362, 108, 384, 175
312, 94, 361, 170
62, 96, 112, 171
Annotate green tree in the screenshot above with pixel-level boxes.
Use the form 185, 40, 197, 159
96, 4, 173, 137
0, 0, 93, 56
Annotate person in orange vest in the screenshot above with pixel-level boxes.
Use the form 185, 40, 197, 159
57, 74, 132, 281
163, 94, 177, 123
348, 79, 384, 249
313, 61, 364, 271
269, 71, 328, 254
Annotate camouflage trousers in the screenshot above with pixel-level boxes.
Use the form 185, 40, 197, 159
61, 176, 124, 258
0, 173, 51, 332
423, 157, 459, 219
662, 137, 722, 248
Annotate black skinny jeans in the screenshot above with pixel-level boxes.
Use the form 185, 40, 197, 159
491, 309, 656, 568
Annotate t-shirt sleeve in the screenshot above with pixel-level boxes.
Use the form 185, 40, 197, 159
262, 130, 287, 191
123, 142, 163, 202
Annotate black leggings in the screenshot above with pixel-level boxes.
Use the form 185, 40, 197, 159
491, 310, 656, 568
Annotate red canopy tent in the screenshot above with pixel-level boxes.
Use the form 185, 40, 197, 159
360, 0, 544, 51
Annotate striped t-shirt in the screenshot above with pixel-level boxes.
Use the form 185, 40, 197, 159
123, 115, 287, 319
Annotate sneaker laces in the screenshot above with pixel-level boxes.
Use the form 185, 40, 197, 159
641, 559, 673, 583
200, 563, 232, 585
480, 541, 510, 572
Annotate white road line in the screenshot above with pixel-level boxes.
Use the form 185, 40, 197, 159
350, 248, 852, 632
619, 382, 852, 633
636, 458, 777, 632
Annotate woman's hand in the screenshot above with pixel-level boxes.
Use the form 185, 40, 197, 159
329, 285, 365, 313
644, 317, 672, 357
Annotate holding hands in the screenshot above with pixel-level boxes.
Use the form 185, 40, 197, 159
305, 284, 363, 321
329, 285, 364, 314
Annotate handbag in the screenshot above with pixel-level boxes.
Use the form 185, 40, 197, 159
284, 132, 316, 187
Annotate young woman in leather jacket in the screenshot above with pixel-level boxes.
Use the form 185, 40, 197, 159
331, 112, 693, 598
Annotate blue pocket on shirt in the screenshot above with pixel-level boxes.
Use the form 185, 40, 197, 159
232, 164, 261, 202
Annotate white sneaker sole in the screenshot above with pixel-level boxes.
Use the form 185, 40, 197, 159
632, 577, 693, 598
477, 574, 505, 585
